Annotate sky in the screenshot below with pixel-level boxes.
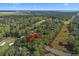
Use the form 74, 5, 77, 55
0, 3, 79, 11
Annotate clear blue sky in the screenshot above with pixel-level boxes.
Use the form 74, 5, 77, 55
0, 3, 79, 10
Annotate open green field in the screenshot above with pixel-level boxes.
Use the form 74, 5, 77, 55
0, 12, 32, 16
0, 12, 17, 16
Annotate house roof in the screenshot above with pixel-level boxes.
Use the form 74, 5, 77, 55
26, 34, 43, 41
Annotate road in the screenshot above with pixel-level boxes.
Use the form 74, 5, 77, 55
27, 20, 46, 30
44, 46, 72, 56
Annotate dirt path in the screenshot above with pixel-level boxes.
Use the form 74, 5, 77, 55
51, 16, 76, 52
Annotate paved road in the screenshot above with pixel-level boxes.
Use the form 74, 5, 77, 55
44, 46, 72, 56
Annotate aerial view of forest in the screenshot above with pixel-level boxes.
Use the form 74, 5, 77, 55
0, 3, 79, 56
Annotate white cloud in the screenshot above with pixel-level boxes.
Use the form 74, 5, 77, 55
64, 3, 68, 6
